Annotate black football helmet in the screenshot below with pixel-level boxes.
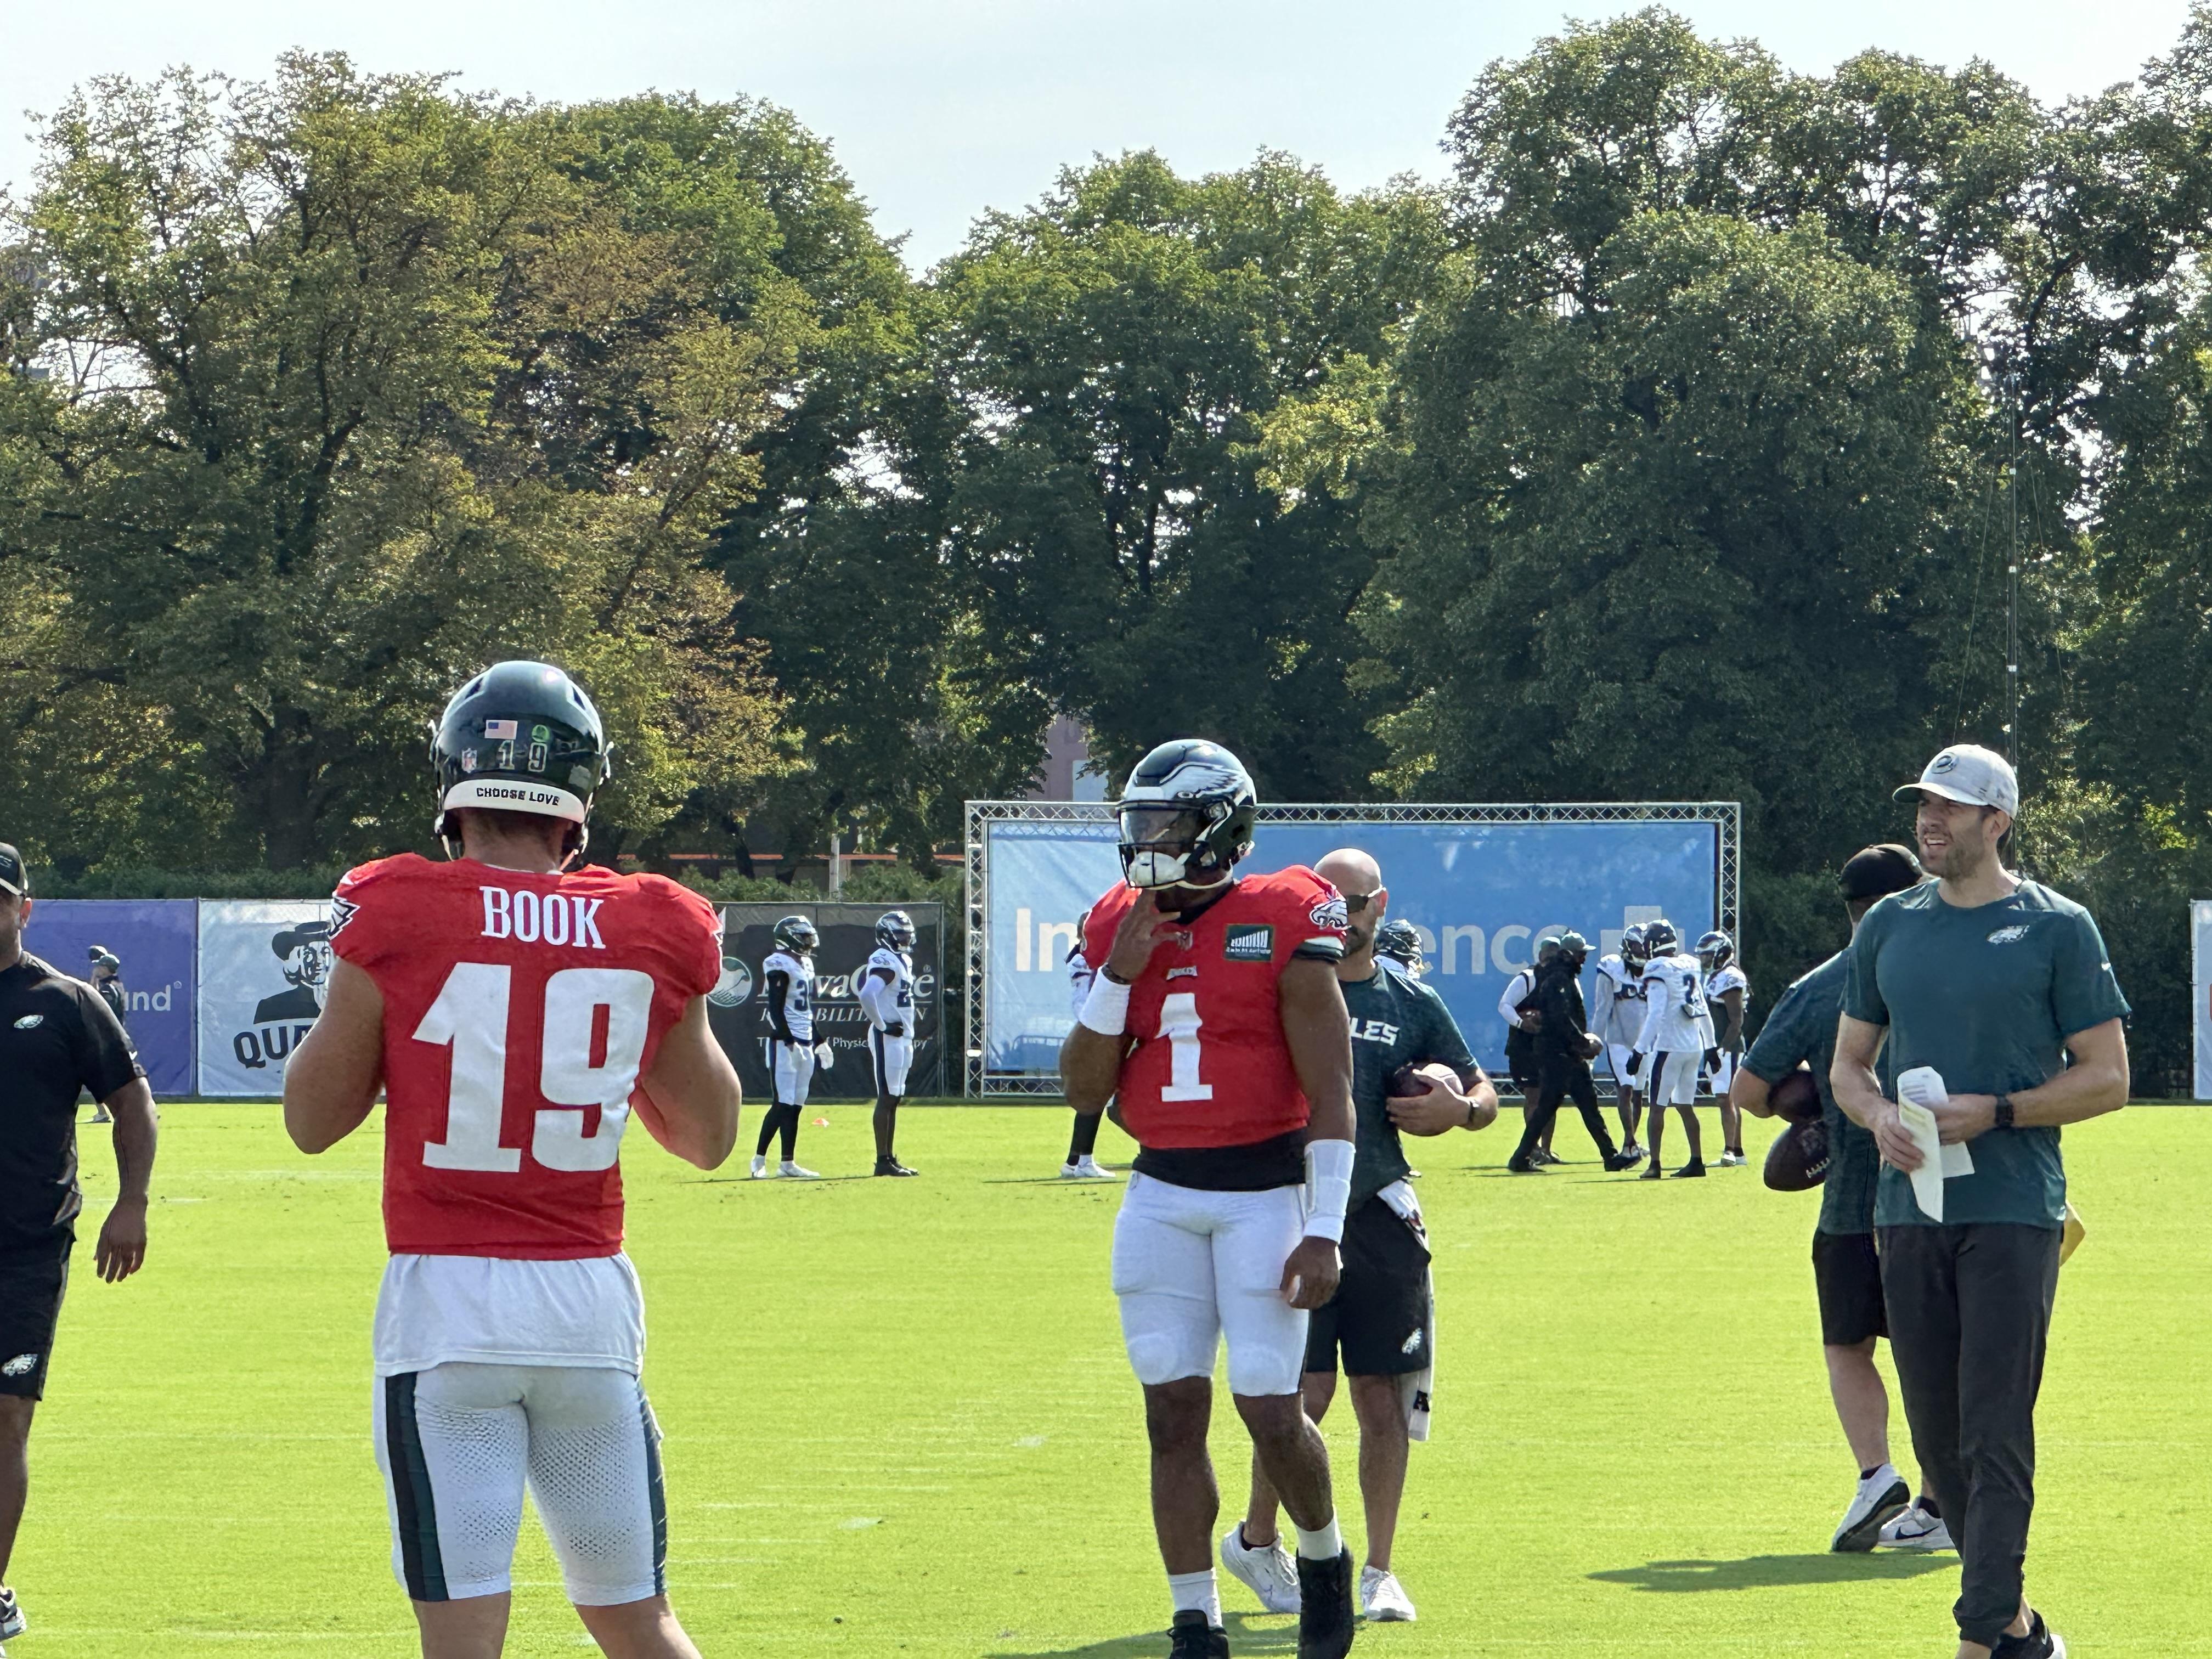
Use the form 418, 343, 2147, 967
877, 910, 917, 952
1696, 929, 1735, 972
1620, 923, 1649, 966
430, 661, 611, 861
1375, 919, 1425, 975
773, 915, 820, 956
1117, 740, 1259, 890
1641, 918, 1679, 956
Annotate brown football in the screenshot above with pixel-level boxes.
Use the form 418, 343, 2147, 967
1387, 1062, 1457, 1098
1770, 1068, 1822, 1125
1764, 1118, 1831, 1192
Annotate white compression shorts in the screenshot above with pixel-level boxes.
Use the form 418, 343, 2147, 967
1645, 1050, 1701, 1108
769, 1037, 815, 1107
1608, 1044, 1639, 1091
1110, 1172, 1308, 1397
375, 1363, 667, 1607
870, 1029, 912, 1097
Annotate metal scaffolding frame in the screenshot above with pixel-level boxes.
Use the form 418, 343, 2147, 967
963, 799, 1741, 1098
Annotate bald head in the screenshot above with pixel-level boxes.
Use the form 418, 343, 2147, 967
1316, 848, 1380, 895
1317, 847, 1384, 964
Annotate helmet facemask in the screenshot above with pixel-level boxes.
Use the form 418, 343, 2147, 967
1118, 803, 1241, 891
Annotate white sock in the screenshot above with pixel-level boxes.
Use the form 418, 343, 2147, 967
1167, 1568, 1220, 1626
1294, 1515, 1343, 1561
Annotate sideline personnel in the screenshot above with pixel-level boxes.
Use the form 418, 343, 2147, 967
0, 843, 158, 1648
1734, 844, 1945, 1553
1832, 746, 2129, 1659
1229, 848, 1497, 1626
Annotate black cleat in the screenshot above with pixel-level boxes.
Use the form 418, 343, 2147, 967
1505, 1159, 1545, 1174
1673, 1159, 1707, 1178
1168, 1609, 1230, 1658
873, 1157, 919, 1177
1602, 1151, 1639, 1172
1296, 1548, 1355, 1659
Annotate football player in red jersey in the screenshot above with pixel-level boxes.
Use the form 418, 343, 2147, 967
283, 661, 741, 1659
1062, 740, 1359, 1659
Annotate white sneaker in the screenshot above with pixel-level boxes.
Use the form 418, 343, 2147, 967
1063, 1156, 1119, 1180
1360, 1565, 1416, 1622
1219, 1523, 1301, 1614
1831, 1463, 1910, 1552
1718, 1149, 1746, 1167
749, 1155, 769, 1180
1878, 1499, 1955, 1551
778, 1160, 821, 1180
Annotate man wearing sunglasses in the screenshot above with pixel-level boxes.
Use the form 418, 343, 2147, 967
1227, 848, 1496, 1627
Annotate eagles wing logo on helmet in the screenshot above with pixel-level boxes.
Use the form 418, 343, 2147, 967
1117, 739, 1260, 890
1696, 930, 1735, 971
1641, 918, 1679, 956
876, 910, 917, 952
1375, 919, 1425, 975
774, 915, 820, 956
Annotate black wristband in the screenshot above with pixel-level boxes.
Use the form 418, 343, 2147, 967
1994, 1094, 2015, 1130
1101, 964, 1131, 985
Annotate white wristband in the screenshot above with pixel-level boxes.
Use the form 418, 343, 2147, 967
1077, 972, 1131, 1036
1302, 1137, 1355, 1243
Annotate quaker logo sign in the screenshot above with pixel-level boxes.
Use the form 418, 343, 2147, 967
23, 900, 198, 1096
198, 901, 334, 1096
707, 902, 943, 1103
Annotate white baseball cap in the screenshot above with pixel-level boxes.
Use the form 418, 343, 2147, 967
1893, 744, 2018, 817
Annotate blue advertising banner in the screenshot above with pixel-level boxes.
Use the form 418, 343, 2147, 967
20, 899, 199, 1095
983, 816, 1720, 1081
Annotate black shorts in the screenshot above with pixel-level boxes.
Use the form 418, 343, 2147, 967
1304, 1198, 1432, 1378
0, 1238, 72, 1400
1813, 1229, 1886, 1347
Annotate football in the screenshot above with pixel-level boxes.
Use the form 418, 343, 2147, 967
1770, 1067, 1822, 1125
1388, 1062, 1458, 1098
1763, 1118, 1831, 1191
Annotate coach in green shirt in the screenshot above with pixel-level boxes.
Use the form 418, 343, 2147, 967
1229, 847, 1496, 1628
1834, 745, 2130, 1659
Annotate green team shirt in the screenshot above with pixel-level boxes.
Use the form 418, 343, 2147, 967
1343, 961, 1477, 1208
1843, 878, 2130, 1229
1742, 951, 1886, 1237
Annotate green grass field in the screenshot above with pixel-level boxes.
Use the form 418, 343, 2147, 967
20, 1102, 2212, 1656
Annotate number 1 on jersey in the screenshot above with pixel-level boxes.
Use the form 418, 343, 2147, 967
1157, 991, 1214, 1102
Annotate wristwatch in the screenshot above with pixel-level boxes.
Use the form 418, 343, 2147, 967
1993, 1094, 2015, 1131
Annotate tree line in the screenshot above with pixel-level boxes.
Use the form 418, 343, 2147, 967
5, 11, 2212, 1087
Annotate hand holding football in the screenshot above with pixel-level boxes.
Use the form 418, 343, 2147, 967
1770, 1068, 1822, 1125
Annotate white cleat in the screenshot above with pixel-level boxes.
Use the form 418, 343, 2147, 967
749, 1155, 770, 1180
1878, 1499, 1955, 1551
1060, 1157, 1120, 1181
1219, 1523, 1301, 1614
778, 1160, 821, 1180
1717, 1150, 1746, 1167
1360, 1565, 1416, 1622
1832, 1463, 1910, 1552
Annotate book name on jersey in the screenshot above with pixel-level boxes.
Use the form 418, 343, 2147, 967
479, 885, 607, 949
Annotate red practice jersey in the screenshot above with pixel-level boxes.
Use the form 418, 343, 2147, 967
330, 854, 723, 1259
1081, 866, 1347, 1150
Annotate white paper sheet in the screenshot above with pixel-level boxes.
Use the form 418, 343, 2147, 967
1893, 1066, 1976, 1219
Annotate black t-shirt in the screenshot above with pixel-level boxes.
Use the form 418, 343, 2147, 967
0, 953, 143, 1246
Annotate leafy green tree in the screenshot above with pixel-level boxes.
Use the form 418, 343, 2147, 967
928, 149, 1448, 799
2, 57, 794, 869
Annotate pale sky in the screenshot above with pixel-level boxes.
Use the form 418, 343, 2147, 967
1, 0, 2197, 269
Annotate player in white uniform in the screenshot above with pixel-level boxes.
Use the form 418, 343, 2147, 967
752, 915, 822, 1180
1059, 913, 1119, 1180
1591, 924, 1649, 1163
1699, 930, 1750, 1166
1631, 918, 1716, 1179
859, 910, 919, 1177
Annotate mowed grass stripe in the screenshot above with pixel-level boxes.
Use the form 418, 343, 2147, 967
19, 1103, 2212, 1654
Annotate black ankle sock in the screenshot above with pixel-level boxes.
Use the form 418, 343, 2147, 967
1860, 1468, 1881, 1481
1918, 1495, 1942, 1519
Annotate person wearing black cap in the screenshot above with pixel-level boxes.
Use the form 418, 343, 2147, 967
1508, 932, 1637, 1174
1833, 745, 2131, 1659
1734, 845, 1945, 1555
0, 843, 159, 1645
